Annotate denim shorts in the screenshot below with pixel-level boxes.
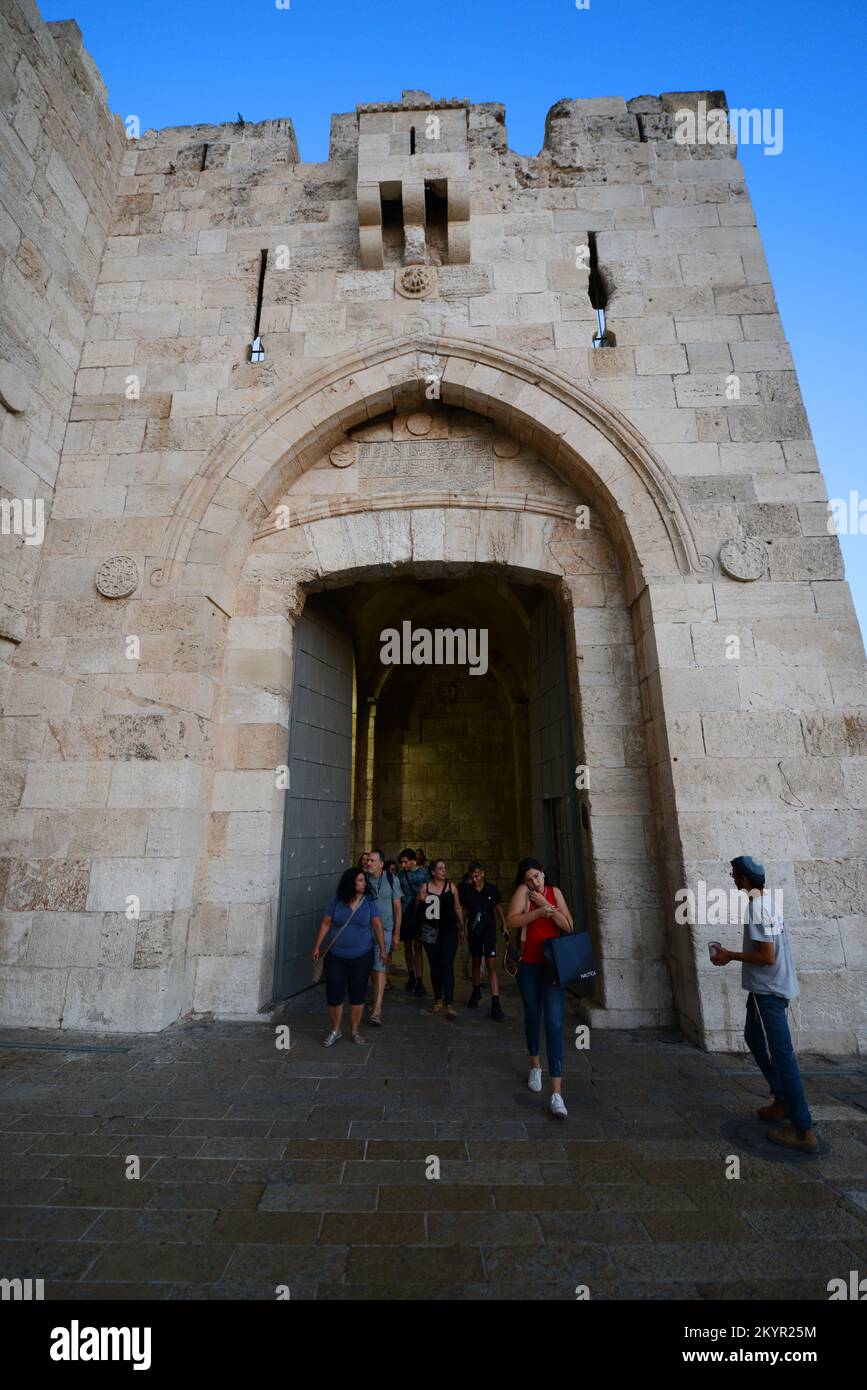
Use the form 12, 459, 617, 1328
373, 928, 393, 973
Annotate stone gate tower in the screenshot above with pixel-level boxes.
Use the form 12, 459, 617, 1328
0, 0, 865, 1049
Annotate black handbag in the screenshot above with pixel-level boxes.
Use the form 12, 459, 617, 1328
416, 892, 440, 946
543, 930, 598, 992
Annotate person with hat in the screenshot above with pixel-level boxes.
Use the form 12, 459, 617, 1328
711, 855, 818, 1153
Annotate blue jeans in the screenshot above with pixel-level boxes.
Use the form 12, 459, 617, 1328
744, 992, 812, 1134
517, 963, 564, 1078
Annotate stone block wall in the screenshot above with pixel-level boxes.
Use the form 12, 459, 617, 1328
0, 2, 863, 1046
0, 1, 123, 656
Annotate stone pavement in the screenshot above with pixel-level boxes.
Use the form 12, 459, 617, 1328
1, 967, 866, 1301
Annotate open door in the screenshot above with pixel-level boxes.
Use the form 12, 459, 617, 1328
528, 590, 588, 927
274, 599, 354, 1000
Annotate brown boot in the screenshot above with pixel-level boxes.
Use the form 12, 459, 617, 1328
757, 1099, 787, 1123
767, 1123, 818, 1153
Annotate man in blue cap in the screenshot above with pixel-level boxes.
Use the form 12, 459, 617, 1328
711, 855, 817, 1153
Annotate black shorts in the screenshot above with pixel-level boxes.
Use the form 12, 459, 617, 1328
324, 949, 374, 1006
401, 904, 418, 941
468, 923, 497, 959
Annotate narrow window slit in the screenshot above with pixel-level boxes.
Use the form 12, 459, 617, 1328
587, 232, 614, 348
409, 126, 416, 155
200, 143, 209, 171
250, 249, 267, 362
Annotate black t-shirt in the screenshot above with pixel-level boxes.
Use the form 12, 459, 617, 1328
459, 882, 501, 930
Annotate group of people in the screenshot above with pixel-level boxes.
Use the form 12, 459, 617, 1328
311, 849, 575, 1117
310, 847, 820, 1143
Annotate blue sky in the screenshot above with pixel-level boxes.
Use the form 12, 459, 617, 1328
43, 0, 867, 641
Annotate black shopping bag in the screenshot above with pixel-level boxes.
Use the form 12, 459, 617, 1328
544, 930, 598, 993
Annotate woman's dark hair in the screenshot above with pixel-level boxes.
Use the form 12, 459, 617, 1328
429, 857, 446, 876
415, 848, 426, 864
514, 856, 554, 889
336, 866, 365, 904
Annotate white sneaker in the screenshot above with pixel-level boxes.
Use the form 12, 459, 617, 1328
550, 1093, 568, 1118
527, 1067, 542, 1092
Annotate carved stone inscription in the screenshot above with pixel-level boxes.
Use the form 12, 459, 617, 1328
358, 439, 494, 493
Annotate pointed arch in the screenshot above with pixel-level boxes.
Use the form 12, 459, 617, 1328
150, 333, 711, 608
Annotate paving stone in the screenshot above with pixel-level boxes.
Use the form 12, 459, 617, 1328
259, 1182, 378, 1212
173, 1119, 274, 1137
483, 1243, 615, 1282
611, 1241, 737, 1283
640, 1210, 757, 1241
146, 1182, 266, 1210
349, 1121, 438, 1139
231, 1159, 344, 1184
378, 1185, 495, 1212
0, 1179, 67, 1205
316, 1281, 492, 1300
104, 1136, 206, 1157
741, 1209, 867, 1241
492, 1185, 595, 1212
86, 1242, 235, 1283
0, 1239, 102, 1279
225, 1243, 347, 1281
0, 1133, 39, 1153
426, 1213, 543, 1245
466, 1140, 568, 1160
593, 1281, 704, 1301
319, 1213, 426, 1244
537, 1211, 651, 1244
0, 1205, 103, 1240
84, 1209, 218, 1242
347, 1245, 485, 1283
278, 1140, 366, 1160
47, 1281, 177, 1300
0, 1012, 863, 1300
695, 1278, 827, 1300
46, 1155, 161, 1181
715, 1239, 860, 1281
210, 1211, 322, 1243
142, 1157, 237, 1182
50, 1180, 155, 1209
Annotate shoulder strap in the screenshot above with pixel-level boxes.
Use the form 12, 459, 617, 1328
321, 898, 362, 960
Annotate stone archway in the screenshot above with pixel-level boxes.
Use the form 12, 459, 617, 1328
149, 333, 711, 614
205, 485, 675, 1033
3, 335, 713, 1042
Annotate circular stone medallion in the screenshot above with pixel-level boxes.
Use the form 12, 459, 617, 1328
406, 412, 433, 436
492, 436, 520, 459
95, 555, 139, 598
396, 266, 436, 299
329, 442, 358, 469
719, 537, 768, 582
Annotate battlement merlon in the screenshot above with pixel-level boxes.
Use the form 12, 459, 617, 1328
126, 90, 743, 173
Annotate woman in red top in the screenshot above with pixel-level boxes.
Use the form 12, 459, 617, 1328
506, 857, 574, 1118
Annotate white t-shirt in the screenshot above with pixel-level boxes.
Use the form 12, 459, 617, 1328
741, 896, 799, 1000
